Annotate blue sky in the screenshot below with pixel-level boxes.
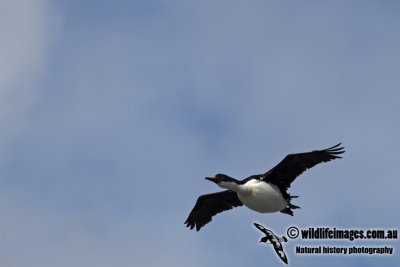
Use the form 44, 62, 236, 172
1, 0, 399, 266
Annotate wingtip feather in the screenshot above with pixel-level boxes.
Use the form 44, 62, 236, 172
325, 143, 345, 156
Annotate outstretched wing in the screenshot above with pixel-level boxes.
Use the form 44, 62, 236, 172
185, 190, 243, 231
262, 143, 345, 191
272, 245, 288, 264
254, 222, 270, 236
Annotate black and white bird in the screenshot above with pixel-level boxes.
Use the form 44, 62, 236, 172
254, 222, 288, 264
185, 143, 345, 231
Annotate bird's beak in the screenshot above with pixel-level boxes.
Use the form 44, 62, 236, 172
205, 176, 217, 183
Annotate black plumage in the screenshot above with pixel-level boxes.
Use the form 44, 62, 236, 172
184, 190, 243, 231
260, 143, 344, 197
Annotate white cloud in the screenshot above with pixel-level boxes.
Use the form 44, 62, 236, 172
0, 0, 59, 158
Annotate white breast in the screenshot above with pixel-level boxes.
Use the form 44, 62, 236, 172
237, 180, 287, 213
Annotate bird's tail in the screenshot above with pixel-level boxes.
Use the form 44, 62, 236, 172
280, 195, 300, 216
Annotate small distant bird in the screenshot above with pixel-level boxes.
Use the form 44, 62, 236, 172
185, 143, 345, 231
254, 222, 288, 264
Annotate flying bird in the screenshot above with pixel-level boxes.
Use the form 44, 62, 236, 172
254, 222, 288, 264
185, 143, 345, 231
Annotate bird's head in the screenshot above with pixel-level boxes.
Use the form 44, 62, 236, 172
205, 174, 239, 189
